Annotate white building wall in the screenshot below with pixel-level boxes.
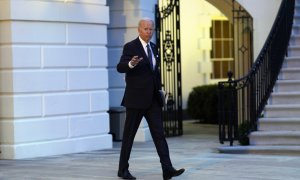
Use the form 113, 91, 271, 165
180, 0, 227, 109
237, 0, 281, 60
0, 0, 112, 159
107, 0, 157, 142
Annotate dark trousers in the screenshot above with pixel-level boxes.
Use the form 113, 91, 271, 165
118, 99, 172, 171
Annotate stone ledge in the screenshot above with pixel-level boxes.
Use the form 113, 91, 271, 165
218, 145, 300, 156
0, 0, 109, 24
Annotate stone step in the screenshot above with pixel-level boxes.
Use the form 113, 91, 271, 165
279, 67, 300, 80
258, 117, 300, 131
249, 131, 300, 145
291, 25, 300, 35
270, 91, 300, 104
218, 145, 300, 156
288, 46, 300, 56
294, 14, 300, 25
283, 56, 300, 67
264, 104, 300, 117
274, 80, 300, 92
295, 2, 300, 12
289, 34, 300, 45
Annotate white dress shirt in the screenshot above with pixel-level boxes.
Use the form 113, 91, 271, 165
128, 37, 156, 69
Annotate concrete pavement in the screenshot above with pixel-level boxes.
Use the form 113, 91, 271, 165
0, 120, 300, 180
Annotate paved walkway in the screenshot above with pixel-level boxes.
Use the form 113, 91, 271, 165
0, 120, 300, 180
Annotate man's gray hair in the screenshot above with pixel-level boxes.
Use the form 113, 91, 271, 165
138, 17, 155, 28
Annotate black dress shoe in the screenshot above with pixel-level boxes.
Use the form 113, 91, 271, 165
163, 167, 185, 180
117, 169, 136, 179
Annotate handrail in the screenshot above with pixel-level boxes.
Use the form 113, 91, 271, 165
218, 0, 295, 145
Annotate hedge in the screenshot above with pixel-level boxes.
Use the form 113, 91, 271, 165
187, 84, 218, 124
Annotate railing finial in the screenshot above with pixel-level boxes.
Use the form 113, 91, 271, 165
227, 71, 233, 82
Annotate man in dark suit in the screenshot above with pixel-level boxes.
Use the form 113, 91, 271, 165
116, 18, 185, 180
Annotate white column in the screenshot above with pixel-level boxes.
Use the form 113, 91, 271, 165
108, 0, 157, 142
0, 0, 112, 159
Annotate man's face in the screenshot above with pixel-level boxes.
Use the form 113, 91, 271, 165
138, 20, 154, 43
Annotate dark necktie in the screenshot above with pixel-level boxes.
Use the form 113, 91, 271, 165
146, 44, 154, 70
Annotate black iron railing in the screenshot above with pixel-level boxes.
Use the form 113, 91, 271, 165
218, 0, 295, 146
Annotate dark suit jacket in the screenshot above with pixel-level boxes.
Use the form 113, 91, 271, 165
117, 37, 162, 109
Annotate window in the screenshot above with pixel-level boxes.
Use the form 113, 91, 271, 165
210, 20, 234, 79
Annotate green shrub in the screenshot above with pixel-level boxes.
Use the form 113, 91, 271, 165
187, 84, 218, 124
